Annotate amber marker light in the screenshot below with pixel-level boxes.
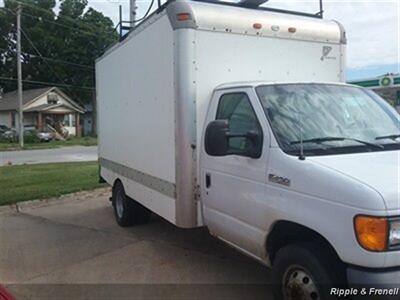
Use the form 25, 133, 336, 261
176, 13, 191, 21
354, 215, 388, 252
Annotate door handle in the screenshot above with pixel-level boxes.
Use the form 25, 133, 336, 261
205, 173, 211, 188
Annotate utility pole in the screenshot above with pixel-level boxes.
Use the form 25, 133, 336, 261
130, 0, 136, 23
16, 4, 24, 147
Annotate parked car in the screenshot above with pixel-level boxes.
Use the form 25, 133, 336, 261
37, 130, 55, 142
24, 124, 36, 131
1, 128, 39, 142
0, 125, 9, 134
1, 128, 17, 140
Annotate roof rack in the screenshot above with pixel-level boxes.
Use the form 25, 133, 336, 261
115, 0, 324, 41
192, 0, 324, 19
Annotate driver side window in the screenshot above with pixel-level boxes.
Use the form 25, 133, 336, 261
216, 93, 262, 155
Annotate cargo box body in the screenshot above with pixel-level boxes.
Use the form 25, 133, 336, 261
96, 0, 345, 228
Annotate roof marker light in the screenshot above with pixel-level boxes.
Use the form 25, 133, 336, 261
288, 27, 297, 33
253, 23, 262, 30
176, 13, 191, 21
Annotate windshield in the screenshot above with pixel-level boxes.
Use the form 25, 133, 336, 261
256, 84, 400, 156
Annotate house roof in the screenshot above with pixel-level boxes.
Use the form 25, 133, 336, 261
0, 87, 53, 111
0, 87, 85, 113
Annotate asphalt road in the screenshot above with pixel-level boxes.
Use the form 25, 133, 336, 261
0, 146, 98, 166
0, 188, 272, 300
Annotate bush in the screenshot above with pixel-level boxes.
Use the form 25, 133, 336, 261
0, 135, 12, 143
24, 130, 40, 143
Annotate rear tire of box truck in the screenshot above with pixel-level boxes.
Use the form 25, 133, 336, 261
112, 180, 152, 227
272, 242, 346, 300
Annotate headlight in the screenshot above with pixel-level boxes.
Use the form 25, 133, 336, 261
354, 215, 400, 252
389, 219, 400, 248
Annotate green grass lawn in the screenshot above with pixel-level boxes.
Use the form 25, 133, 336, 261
0, 136, 97, 151
0, 161, 106, 205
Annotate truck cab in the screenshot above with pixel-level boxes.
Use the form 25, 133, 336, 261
200, 81, 400, 298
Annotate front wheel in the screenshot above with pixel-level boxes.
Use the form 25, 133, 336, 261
272, 243, 345, 300
112, 180, 151, 227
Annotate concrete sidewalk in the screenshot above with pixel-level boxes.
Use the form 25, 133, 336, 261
0, 146, 97, 166
0, 188, 272, 299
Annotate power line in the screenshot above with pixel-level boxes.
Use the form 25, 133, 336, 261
3, 9, 100, 70
19, 10, 105, 38
6, 7, 116, 39
0, 76, 94, 90
18, 27, 92, 107
0, 47, 94, 70
8, 0, 117, 36
20, 26, 70, 88
26, 53, 94, 70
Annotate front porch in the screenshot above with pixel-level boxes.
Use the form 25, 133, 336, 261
25, 104, 82, 137
37, 112, 81, 137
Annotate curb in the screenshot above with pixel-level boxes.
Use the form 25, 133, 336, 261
0, 187, 111, 215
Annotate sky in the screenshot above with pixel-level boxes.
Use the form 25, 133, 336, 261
86, 0, 400, 81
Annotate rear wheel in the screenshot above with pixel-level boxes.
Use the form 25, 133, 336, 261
272, 243, 345, 300
112, 180, 151, 227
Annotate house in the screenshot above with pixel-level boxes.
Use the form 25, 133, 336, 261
0, 87, 85, 136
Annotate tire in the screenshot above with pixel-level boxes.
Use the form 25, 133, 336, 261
272, 242, 346, 300
112, 180, 152, 227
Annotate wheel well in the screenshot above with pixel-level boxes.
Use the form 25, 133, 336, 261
266, 221, 340, 264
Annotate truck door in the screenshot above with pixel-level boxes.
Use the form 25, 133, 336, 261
200, 88, 269, 257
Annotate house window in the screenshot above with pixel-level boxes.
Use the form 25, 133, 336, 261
63, 114, 76, 127
71, 114, 76, 126
63, 114, 70, 126
47, 92, 58, 104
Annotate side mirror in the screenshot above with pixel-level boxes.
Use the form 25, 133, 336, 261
205, 120, 263, 158
244, 130, 263, 158
205, 120, 229, 156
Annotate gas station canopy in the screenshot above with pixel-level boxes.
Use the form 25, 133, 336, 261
349, 74, 400, 108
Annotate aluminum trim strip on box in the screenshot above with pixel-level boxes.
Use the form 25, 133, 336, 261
99, 157, 176, 199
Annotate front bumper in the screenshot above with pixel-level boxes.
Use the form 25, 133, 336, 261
347, 266, 400, 286
347, 266, 400, 299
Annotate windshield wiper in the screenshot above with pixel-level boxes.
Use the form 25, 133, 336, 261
291, 136, 384, 149
375, 134, 400, 141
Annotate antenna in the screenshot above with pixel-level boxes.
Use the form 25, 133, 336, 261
298, 113, 305, 161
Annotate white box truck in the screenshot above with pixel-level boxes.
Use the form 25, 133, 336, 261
96, 0, 400, 298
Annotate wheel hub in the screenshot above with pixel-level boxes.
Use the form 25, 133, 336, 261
283, 267, 320, 300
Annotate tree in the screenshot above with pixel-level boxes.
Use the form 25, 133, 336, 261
0, 0, 118, 106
